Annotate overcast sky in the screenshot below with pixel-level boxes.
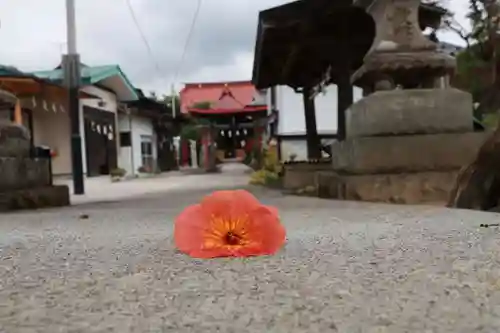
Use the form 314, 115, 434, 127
0, 0, 470, 95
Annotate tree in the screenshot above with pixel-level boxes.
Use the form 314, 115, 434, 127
192, 101, 212, 109
446, 1, 500, 211
164, 95, 181, 117
148, 91, 181, 117
179, 101, 212, 141
444, 0, 500, 117
149, 91, 158, 100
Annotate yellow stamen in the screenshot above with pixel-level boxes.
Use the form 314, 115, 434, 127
202, 214, 251, 249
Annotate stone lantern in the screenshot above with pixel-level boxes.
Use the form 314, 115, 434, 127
352, 0, 455, 91
325, 0, 489, 204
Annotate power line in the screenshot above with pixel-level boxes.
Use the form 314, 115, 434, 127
174, 0, 203, 82
124, 0, 162, 73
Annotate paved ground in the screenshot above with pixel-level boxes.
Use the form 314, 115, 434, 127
55, 163, 250, 205
2, 166, 500, 332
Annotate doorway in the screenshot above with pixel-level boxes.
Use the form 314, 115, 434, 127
140, 134, 154, 172
83, 106, 117, 177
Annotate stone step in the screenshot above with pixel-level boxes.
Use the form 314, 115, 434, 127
346, 89, 474, 137
331, 132, 487, 174
315, 170, 458, 204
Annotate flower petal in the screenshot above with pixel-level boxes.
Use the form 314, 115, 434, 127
264, 205, 280, 218
174, 204, 209, 255
200, 190, 261, 219
243, 205, 286, 256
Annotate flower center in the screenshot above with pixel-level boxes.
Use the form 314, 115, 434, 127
224, 231, 242, 245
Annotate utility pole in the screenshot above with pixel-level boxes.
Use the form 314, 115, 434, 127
170, 83, 180, 168
63, 0, 84, 194
171, 83, 176, 118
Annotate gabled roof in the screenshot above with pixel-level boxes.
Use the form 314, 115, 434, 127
252, 0, 448, 90
0, 65, 95, 100
126, 88, 171, 120
252, 0, 375, 89
180, 81, 266, 114
31, 64, 139, 101
0, 65, 63, 85
211, 87, 245, 110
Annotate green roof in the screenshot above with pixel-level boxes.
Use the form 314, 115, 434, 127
31, 64, 139, 101
0, 65, 28, 77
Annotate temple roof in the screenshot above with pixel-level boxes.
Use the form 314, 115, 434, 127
180, 81, 267, 115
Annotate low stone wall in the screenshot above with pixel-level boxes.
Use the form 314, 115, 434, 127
0, 158, 51, 192
0, 185, 70, 211
285, 162, 464, 204
316, 170, 459, 204
282, 161, 332, 191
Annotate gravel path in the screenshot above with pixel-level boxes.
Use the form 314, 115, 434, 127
1, 186, 500, 332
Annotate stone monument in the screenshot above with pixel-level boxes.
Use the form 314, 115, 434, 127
0, 91, 70, 211
325, 0, 488, 204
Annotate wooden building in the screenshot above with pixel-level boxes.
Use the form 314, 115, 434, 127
122, 89, 177, 174
252, 0, 448, 161
179, 81, 274, 166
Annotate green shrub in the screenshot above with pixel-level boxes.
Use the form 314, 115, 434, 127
110, 167, 126, 178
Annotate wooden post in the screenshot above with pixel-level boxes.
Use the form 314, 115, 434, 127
231, 115, 238, 158
204, 131, 210, 169
181, 139, 189, 166
302, 88, 321, 159
337, 67, 353, 141
13, 99, 22, 125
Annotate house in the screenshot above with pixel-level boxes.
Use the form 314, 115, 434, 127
119, 89, 176, 176
31, 64, 139, 177
0, 65, 95, 155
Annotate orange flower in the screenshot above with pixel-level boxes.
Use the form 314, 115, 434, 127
174, 190, 286, 258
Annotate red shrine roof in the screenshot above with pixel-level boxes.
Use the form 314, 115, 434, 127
179, 80, 267, 115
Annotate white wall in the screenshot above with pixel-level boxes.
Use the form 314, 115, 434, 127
280, 137, 338, 161
79, 85, 118, 174
276, 85, 363, 135
31, 106, 72, 175
280, 139, 308, 161
117, 113, 157, 176
118, 114, 133, 175
272, 84, 362, 161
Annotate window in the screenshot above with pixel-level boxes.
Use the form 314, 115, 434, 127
120, 132, 131, 147
140, 135, 154, 172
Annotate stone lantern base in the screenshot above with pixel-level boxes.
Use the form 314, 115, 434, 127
326, 89, 488, 204
0, 122, 69, 211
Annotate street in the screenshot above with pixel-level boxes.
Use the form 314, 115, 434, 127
1, 167, 500, 332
